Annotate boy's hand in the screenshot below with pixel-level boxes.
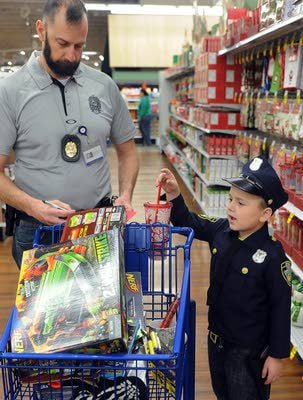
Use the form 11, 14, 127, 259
156, 168, 180, 201
262, 356, 283, 384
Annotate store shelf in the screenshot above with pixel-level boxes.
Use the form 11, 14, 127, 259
219, 13, 303, 56
170, 127, 236, 160
164, 136, 231, 188
164, 66, 194, 80
284, 202, 303, 221
170, 114, 238, 135
291, 325, 303, 358
195, 103, 241, 111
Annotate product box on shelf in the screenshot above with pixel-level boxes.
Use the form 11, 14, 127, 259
60, 206, 127, 242
11, 230, 127, 354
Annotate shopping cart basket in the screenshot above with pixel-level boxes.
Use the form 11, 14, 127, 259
0, 223, 195, 400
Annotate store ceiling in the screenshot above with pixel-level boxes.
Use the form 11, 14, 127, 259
0, 0, 216, 67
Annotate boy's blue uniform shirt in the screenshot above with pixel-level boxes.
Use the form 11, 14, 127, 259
170, 194, 291, 359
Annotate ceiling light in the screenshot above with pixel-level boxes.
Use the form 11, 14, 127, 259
32, 34, 39, 38
85, 3, 223, 16
19, 51, 26, 55
83, 51, 97, 56
7, 61, 13, 66
94, 62, 99, 67
99, 55, 104, 61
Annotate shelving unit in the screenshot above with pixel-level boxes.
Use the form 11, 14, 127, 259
219, 14, 303, 56
159, 65, 239, 218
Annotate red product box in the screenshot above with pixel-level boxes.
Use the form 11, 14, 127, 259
227, 7, 249, 20
215, 136, 222, 154
221, 137, 227, 155
227, 137, 234, 155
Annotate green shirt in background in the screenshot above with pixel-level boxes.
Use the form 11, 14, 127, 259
138, 95, 151, 119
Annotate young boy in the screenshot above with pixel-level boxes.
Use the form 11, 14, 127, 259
157, 156, 291, 400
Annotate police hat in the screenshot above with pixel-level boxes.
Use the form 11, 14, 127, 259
223, 156, 288, 212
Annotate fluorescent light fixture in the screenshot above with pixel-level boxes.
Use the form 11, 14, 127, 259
85, 3, 223, 16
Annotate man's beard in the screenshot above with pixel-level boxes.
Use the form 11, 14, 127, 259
43, 33, 80, 77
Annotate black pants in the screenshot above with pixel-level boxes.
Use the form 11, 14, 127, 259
208, 335, 271, 400
139, 115, 152, 146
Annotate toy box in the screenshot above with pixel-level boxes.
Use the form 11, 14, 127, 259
11, 230, 127, 354
60, 206, 127, 242
125, 271, 146, 330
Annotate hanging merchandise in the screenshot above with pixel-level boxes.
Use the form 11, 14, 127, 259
261, 56, 271, 93
267, 47, 275, 78
289, 96, 303, 141
250, 135, 262, 159
273, 95, 282, 135
270, 52, 282, 93
283, 40, 303, 89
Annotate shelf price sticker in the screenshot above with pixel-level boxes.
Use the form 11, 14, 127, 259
290, 346, 297, 360
287, 212, 295, 224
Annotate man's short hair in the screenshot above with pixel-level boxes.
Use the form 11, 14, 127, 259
42, 0, 87, 23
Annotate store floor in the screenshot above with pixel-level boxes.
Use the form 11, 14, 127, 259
0, 145, 302, 399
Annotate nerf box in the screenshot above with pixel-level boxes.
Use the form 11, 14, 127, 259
125, 271, 146, 330
11, 230, 127, 354
60, 206, 127, 242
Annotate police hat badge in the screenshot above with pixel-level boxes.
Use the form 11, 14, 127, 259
61, 134, 81, 162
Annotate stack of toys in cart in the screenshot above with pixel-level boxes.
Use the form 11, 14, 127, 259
11, 228, 127, 354
60, 205, 127, 242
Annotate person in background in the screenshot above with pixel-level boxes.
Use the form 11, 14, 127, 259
157, 156, 291, 400
0, 0, 139, 268
138, 88, 152, 146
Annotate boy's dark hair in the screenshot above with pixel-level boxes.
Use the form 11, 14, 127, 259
140, 88, 148, 96
43, 0, 87, 23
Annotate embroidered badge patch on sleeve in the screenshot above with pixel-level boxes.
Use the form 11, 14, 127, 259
281, 260, 292, 286
198, 214, 218, 223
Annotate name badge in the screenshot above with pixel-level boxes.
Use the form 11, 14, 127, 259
83, 145, 103, 165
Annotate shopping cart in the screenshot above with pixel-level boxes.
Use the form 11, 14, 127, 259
0, 223, 195, 400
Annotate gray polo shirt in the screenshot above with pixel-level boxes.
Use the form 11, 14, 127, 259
0, 51, 136, 210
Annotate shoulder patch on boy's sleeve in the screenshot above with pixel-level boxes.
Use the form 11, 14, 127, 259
198, 214, 218, 223
281, 260, 292, 286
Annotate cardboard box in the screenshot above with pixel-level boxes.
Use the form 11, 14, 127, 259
11, 230, 127, 354
60, 206, 126, 242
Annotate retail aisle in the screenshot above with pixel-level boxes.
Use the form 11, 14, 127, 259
0, 146, 303, 399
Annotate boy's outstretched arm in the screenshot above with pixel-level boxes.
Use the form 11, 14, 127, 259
156, 168, 180, 201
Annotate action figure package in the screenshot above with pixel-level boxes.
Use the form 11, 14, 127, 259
11, 230, 128, 354
60, 206, 127, 243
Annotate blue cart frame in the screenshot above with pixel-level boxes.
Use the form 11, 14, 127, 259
0, 223, 195, 399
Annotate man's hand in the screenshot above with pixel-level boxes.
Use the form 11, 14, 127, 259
28, 199, 75, 225
114, 195, 133, 212
262, 356, 283, 385
156, 168, 180, 201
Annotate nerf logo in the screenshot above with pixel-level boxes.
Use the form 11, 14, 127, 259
12, 328, 26, 353
125, 273, 139, 293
